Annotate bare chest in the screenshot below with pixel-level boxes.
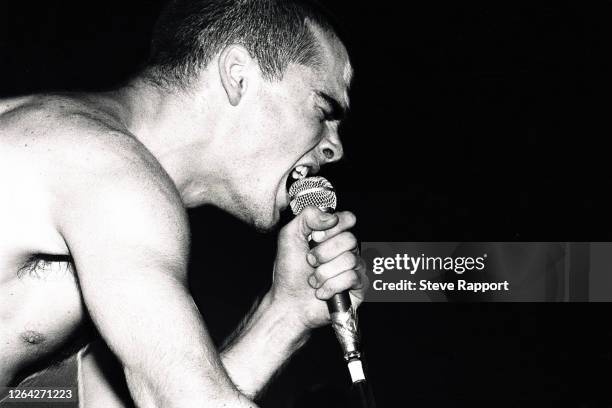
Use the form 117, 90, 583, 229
0, 172, 86, 381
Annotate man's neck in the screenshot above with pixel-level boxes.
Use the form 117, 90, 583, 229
95, 78, 230, 208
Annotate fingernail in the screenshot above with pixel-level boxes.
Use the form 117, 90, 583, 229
312, 231, 325, 242
308, 275, 317, 288
307, 253, 318, 267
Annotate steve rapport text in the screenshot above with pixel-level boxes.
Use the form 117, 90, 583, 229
372, 279, 510, 293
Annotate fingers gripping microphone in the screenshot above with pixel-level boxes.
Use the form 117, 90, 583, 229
288, 176, 366, 385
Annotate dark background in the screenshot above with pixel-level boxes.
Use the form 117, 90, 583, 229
2, 1, 611, 406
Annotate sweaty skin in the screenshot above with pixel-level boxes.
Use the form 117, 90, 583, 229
0, 25, 366, 407
0, 95, 252, 406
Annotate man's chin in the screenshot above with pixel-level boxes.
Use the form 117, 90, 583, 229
250, 209, 282, 233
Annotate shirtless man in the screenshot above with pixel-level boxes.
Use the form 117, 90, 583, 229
0, 0, 367, 406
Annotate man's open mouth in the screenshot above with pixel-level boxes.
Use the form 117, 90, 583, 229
291, 164, 310, 181
284, 164, 319, 205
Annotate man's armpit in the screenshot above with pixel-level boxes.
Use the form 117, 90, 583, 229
17, 254, 74, 280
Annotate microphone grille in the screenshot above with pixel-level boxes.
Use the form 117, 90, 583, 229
288, 176, 337, 215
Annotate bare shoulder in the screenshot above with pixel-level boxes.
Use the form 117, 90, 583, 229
2, 93, 177, 193
0, 94, 189, 272
2, 94, 156, 168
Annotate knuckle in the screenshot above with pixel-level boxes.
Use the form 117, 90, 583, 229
326, 234, 344, 253
336, 273, 357, 292
327, 279, 347, 296
322, 236, 344, 258
343, 211, 357, 227
323, 279, 335, 293
317, 264, 334, 282
344, 233, 358, 249
343, 252, 358, 269
302, 205, 320, 219
314, 266, 325, 282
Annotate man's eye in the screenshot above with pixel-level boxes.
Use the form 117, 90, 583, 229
318, 108, 332, 122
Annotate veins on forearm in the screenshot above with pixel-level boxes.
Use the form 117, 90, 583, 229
219, 294, 264, 353
219, 293, 312, 400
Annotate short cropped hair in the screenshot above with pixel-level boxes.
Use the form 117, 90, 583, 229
144, 0, 338, 88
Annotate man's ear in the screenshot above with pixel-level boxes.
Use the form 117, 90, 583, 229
218, 45, 252, 106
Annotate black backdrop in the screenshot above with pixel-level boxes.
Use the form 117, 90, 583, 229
2, 1, 611, 406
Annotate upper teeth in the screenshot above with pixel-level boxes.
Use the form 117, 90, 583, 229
292, 165, 309, 180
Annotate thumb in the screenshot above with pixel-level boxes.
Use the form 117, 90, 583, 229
286, 206, 339, 241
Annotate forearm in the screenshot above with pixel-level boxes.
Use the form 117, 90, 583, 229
220, 292, 310, 399
124, 364, 256, 408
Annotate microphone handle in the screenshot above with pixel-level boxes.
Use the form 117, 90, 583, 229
308, 207, 360, 362
327, 291, 353, 314
308, 207, 353, 315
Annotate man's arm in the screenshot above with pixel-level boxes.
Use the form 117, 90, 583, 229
54, 149, 256, 408
219, 292, 309, 399
220, 207, 367, 398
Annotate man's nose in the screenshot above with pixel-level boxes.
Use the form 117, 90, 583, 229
318, 132, 344, 164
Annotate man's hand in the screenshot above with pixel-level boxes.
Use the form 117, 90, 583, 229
220, 206, 367, 398
270, 206, 368, 331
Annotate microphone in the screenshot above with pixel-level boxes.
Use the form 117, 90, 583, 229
288, 176, 366, 385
